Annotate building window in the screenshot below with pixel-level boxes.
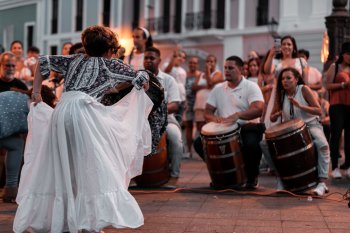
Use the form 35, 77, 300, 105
102, 0, 111, 27
26, 25, 34, 48
203, 0, 211, 29
76, 0, 83, 31
51, 0, 59, 34
162, 0, 170, 33
217, 0, 225, 29
132, 0, 140, 28
174, 0, 182, 33
50, 45, 58, 55
256, 0, 269, 26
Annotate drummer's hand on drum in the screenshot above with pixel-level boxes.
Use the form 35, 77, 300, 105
221, 113, 239, 124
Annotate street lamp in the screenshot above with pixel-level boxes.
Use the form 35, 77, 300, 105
267, 17, 279, 38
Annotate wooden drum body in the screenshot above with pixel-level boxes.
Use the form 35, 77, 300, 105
265, 119, 318, 192
201, 122, 246, 189
134, 133, 170, 187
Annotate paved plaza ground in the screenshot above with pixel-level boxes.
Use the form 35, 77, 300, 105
1, 157, 350, 233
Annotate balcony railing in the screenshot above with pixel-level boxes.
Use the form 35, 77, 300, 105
146, 10, 224, 35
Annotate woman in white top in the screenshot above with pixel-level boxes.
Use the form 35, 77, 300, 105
10, 40, 32, 87
193, 54, 223, 132
263, 35, 308, 128
270, 67, 330, 196
128, 27, 153, 70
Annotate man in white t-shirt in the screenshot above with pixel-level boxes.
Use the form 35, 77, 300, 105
144, 47, 183, 188
195, 56, 265, 190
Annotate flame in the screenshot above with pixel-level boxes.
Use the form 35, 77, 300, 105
321, 31, 329, 64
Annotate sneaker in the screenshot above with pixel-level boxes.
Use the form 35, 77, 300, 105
313, 182, 329, 196
163, 177, 178, 189
276, 178, 284, 191
331, 168, 342, 179
245, 178, 259, 190
128, 179, 137, 188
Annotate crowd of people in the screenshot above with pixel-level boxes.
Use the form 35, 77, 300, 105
0, 24, 349, 232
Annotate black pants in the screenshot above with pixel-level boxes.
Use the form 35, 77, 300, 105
329, 105, 350, 170
194, 123, 265, 182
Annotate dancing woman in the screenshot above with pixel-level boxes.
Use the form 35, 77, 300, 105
13, 25, 152, 233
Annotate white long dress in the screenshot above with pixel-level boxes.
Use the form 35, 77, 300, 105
13, 54, 153, 233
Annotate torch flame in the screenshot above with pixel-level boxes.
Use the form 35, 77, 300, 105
321, 31, 329, 64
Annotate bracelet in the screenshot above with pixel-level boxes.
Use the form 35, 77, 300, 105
341, 82, 345, 89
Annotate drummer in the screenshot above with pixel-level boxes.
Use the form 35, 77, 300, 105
270, 67, 330, 196
203, 55, 265, 189
144, 46, 183, 189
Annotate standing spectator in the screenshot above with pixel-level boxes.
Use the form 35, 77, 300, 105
325, 41, 350, 178
193, 54, 223, 132
246, 57, 261, 84
0, 52, 28, 203
61, 42, 73, 56
164, 50, 187, 123
10, 41, 31, 87
127, 27, 153, 70
183, 56, 202, 158
263, 35, 308, 129
298, 49, 323, 93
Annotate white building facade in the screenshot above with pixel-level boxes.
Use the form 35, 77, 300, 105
0, 0, 343, 70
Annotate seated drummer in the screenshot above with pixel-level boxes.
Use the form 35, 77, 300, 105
196, 55, 265, 189
144, 47, 183, 189
270, 67, 330, 196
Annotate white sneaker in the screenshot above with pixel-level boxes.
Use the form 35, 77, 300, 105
313, 182, 329, 196
276, 178, 284, 191
347, 168, 350, 178
332, 168, 342, 179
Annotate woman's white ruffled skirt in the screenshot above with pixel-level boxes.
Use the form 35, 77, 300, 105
13, 88, 153, 233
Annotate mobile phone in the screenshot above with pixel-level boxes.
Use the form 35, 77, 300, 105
274, 38, 281, 53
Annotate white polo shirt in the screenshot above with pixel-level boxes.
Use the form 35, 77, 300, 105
207, 78, 264, 125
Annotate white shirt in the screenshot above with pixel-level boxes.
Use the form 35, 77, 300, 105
168, 66, 186, 101
207, 78, 264, 125
128, 52, 144, 70
157, 70, 181, 123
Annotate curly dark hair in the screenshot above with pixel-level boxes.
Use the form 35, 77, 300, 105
81, 25, 120, 57
275, 67, 305, 111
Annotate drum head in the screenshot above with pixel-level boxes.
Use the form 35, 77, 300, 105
265, 118, 305, 138
201, 122, 239, 136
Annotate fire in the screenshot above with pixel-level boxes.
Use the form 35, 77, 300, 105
321, 31, 329, 64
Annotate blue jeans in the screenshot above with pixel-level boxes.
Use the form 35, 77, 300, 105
0, 134, 25, 187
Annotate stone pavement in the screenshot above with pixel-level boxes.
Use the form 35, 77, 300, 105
1, 157, 350, 233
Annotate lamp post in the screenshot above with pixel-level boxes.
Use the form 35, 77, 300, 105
267, 17, 279, 38
324, 0, 350, 71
